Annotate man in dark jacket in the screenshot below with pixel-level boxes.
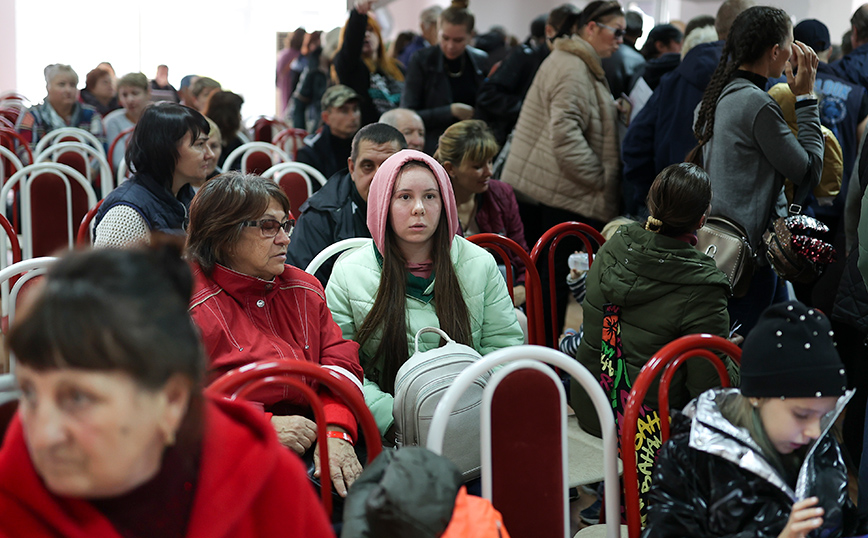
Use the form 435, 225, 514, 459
833, 4, 868, 93
286, 123, 406, 284
295, 85, 362, 188
475, 3, 580, 146
400, 25, 489, 154
620, 0, 752, 217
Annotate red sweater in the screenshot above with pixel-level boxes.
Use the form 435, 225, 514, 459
0, 396, 335, 538
189, 263, 364, 439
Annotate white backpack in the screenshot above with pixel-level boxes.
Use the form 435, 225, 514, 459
392, 326, 489, 480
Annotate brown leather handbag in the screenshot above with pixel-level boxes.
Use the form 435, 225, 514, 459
695, 216, 754, 297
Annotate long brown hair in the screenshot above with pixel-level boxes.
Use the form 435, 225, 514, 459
334, 12, 404, 83
693, 7, 790, 148
356, 162, 471, 394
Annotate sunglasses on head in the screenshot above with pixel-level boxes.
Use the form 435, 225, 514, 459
241, 218, 295, 238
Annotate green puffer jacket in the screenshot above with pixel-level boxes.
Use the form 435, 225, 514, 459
326, 236, 524, 434
572, 223, 734, 436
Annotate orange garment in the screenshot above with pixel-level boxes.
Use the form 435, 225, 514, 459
441, 486, 511, 538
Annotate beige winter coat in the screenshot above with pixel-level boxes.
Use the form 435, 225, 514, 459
501, 35, 621, 222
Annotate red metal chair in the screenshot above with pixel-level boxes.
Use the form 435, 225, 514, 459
1, 163, 98, 258
530, 222, 606, 347
0, 146, 23, 189
35, 141, 113, 199
222, 142, 290, 176
107, 126, 135, 174
206, 360, 382, 517
263, 162, 327, 213
467, 233, 545, 346
76, 199, 104, 246
274, 127, 309, 160
0, 127, 33, 166
252, 116, 290, 143
427, 345, 621, 538
621, 334, 741, 538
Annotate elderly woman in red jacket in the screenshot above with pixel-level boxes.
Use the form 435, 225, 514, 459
186, 171, 365, 497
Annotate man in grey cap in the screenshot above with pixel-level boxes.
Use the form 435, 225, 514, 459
296, 84, 362, 187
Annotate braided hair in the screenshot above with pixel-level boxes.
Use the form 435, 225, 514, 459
693, 6, 790, 146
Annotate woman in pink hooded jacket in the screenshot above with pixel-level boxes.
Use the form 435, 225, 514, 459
325, 149, 524, 439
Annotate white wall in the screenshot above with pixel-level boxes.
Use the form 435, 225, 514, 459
1, 0, 865, 118
6, 0, 348, 118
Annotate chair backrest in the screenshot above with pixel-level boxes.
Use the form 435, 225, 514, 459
0, 127, 33, 166
107, 126, 136, 174
1, 163, 98, 259
206, 359, 381, 517
274, 127, 309, 160
304, 237, 371, 277
222, 142, 291, 175
0, 212, 22, 316
34, 127, 106, 160
35, 141, 113, 199
0, 96, 28, 127
0, 257, 58, 375
621, 334, 741, 538
0, 145, 23, 189
76, 199, 104, 246
252, 116, 290, 143
530, 222, 606, 346
467, 233, 544, 346
427, 345, 621, 538
116, 157, 131, 187
263, 162, 328, 212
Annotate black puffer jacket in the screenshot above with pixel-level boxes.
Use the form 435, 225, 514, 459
475, 42, 549, 146
644, 389, 866, 538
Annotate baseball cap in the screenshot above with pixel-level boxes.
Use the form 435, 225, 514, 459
321, 84, 361, 110
794, 19, 831, 52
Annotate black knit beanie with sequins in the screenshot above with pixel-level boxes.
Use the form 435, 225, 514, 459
740, 301, 847, 398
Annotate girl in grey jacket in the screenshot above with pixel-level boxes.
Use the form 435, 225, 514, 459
693, 6, 824, 335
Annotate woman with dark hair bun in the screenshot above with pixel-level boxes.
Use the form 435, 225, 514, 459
571, 163, 735, 437
93, 102, 215, 248
0, 246, 334, 537
693, 5, 823, 335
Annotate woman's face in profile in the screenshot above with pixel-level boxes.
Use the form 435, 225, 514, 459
16, 365, 175, 498
225, 197, 291, 280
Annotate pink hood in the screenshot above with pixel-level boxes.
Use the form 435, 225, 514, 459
366, 149, 459, 255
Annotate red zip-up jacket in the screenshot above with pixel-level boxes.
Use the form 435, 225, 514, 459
190, 262, 364, 439
0, 396, 335, 538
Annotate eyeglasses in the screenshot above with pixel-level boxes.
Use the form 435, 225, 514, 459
596, 22, 625, 38
241, 218, 295, 238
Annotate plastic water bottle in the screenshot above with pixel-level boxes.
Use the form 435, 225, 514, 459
568, 252, 589, 272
